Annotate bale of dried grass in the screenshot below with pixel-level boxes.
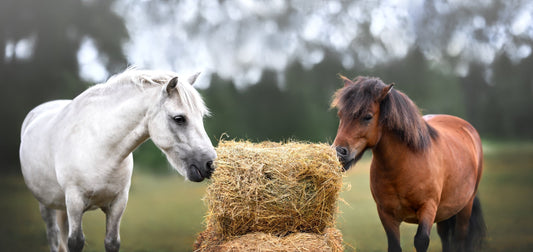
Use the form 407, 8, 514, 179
194, 227, 343, 252
200, 140, 344, 239
218, 228, 344, 252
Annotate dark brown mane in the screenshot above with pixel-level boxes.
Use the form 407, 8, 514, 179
332, 76, 438, 151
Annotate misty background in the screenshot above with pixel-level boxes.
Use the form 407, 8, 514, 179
2, 0, 533, 172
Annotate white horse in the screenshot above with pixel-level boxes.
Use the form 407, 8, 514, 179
19, 69, 217, 252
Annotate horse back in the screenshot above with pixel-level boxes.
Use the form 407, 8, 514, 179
424, 114, 482, 168
21, 100, 71, 139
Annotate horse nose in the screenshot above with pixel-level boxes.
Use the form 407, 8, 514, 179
336, 146, 348, 157
203, 157, 216, 179
206, 160, 214, 172
335, 146, 349, 163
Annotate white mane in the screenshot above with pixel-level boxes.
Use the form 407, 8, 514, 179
104, 68, 210, 116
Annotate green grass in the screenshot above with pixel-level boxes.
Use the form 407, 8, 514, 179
0, 172, 209, 252
2, 142, 533, 251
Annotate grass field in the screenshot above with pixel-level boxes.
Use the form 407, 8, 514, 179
1, 141, 532, 251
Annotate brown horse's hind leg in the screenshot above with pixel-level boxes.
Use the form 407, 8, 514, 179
455, 200, 474, 252
377, 208, 402, 252
455, 196, 487, 252
437, 216, 456, 252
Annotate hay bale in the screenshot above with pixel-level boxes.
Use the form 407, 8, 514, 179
194, 225, 222, 252
194, 227, 343, 252
218, 228, 344, 252
203, 140, 343, 238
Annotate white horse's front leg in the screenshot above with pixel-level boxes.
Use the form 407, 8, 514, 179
56, 210, 68, 252
102, 191, 129, 252
65, 190, 86, 252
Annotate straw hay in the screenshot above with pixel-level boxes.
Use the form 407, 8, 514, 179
197, 227, 344, 252
194, 140, 345, 251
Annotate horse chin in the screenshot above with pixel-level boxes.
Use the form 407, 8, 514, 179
164, 151, 215, 182
165, 154, 190, 179
342, 151, 365, 171
342, 160, 354, 171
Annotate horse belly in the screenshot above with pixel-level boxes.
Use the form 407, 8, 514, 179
434, 180, 477, 222
83, 185, 128, 210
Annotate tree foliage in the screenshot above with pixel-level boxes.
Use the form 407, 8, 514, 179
2, 0, 533, 173
0, 0, 128, 170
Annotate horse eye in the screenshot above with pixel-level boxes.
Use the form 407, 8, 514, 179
173, 115, 186, 125
363, 114, 373, 121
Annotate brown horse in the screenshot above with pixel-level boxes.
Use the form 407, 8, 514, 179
331, 76, 486, 252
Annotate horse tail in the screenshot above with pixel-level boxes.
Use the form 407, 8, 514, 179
466, 195, 487, 251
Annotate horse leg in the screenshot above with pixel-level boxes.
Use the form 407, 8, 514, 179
65, 190, 86, 252
465, 196, 487, 251
377, 208, 402, 252
414, 203, 437, 252
56, 210, 69, 252
455, 198, 475, 252
39, 203, 60, 252
102, 192, 129, 252
436, 215, 456, 252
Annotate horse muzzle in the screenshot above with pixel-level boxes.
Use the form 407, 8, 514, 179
335, 146, 363, 171
187, 159, 215, 182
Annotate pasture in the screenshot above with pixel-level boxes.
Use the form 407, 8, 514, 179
1, 141, 532, 251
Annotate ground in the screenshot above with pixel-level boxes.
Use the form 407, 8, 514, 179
1, 141, 532, 251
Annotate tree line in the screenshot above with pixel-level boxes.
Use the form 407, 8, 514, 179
2, 0, 532, 172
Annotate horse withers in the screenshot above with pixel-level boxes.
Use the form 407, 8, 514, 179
19, 69, 216, 252
331, 76, 486, 252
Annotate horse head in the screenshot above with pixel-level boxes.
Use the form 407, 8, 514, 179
147, 73, 216, 182
331, 75, 393, 171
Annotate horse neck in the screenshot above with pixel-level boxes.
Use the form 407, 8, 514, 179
371, 129, 413, 171
85, 85, 159, 163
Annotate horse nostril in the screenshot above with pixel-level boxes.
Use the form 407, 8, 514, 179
206, 161, 214, 171
336, 146, 348, 156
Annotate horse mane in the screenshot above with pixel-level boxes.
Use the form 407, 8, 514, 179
104, 68, 210, 116
332, 76, 438, 151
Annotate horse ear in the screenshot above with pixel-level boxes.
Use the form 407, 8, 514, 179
188, 72, 201, 85
339, 74, 354, 87
379, 83, 394, 101
166, 77, 178, 94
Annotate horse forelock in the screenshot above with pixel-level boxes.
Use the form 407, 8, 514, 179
332, 76, 437, 151
332, 76, 382, 119
175, 82, 210, 117
105, 69, 209, 117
